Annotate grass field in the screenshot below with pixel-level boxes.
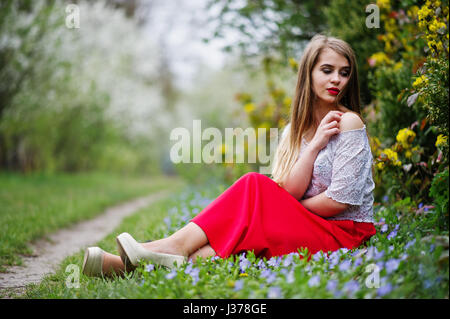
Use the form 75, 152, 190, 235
10, 182, 449, 299
0, 172, 184, 270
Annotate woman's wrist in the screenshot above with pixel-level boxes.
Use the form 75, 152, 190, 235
304, 143, 321, 156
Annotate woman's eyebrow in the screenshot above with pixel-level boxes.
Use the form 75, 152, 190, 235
320, 64, 350, 69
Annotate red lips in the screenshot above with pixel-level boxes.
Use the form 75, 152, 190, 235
327, 87, 340, 95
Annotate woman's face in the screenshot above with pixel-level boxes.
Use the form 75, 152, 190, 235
311, 48, 351, 106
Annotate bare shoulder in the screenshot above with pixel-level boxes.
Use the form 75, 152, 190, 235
339, 111, 365, 132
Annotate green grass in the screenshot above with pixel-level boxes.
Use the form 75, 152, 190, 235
0, 172, 184, 270
11, 182, 449, 299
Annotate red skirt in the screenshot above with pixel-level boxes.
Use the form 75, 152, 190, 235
191, 172, 376, 259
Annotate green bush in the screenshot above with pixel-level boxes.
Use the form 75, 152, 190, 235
429, 168, 449, 231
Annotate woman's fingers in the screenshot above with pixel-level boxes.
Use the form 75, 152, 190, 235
321, 111, 343, 125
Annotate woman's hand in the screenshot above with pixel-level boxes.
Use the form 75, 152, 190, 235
308, 111, 343, 152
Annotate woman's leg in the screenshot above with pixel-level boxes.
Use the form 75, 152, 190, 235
188, 244, 216, 262
100, 223, 210, 276
101, 252, 125, 277
141, 222, 209, 257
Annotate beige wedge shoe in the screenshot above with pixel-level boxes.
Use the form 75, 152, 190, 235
116, 232, 187, 269
82, 247, 104, 277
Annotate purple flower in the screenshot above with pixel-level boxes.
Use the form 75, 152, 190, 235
385, 259, 400, 274
326, 279, 338, 292
374, 250, 385, 260
165, 269, 177, 279
328, 251, 340, 269
164, 217, 171, 228
405, 239, 416, 249
387, 225, 399, 240
376, 261, 385, 270
339, 259, 352, 272
267, 286, 283, 299
377, 283, 393, 297
145, 264, 155, 273
343, 280, 360, 297
283, 254, 294, 267
308, 275, 321, 287
313, 251, 325, 261
354, 257, 363, 267
418, 202, 423, 209
184, 263, 193, 275
184, 262, 200, 284
423, 280, 433, 289
189, 268, 200, 285
366, 246, 377, 261
261, 269, 277, 283
382, 195, 389, 202
234, 280, 244, 292
380, 224, 388, 233
257, 259, 266, 269
239, 258, 251, 272
268, 256, 281, 268
285, 270, 295, 284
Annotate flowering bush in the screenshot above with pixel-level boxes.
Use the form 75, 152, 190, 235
371, 123, 446, 203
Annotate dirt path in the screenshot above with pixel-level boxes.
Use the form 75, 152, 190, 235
0, 190, 170, 297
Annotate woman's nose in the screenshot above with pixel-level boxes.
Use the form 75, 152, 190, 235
331, 72, 341, 83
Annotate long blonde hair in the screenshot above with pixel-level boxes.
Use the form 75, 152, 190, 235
271, 34, 364, 185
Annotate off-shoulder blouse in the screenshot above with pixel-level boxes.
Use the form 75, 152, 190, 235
281, 124, 375, 223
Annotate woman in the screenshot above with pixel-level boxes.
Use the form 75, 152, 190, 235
82, 34, 377, 277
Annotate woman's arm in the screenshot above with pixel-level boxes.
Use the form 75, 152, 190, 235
299, 192, 349, 218
300, 113, 365, 218
280, 111, 343, 200
281, 146, 320, 200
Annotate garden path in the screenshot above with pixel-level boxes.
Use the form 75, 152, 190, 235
0, 190, 170, 297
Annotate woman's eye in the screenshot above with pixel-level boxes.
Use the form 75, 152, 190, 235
323, 69, 349, 77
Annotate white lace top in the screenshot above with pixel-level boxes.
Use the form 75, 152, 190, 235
282, 124, 375, 223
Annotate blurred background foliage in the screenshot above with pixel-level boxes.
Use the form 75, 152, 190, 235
0, 0, 448, 227
202, 0, 448, 227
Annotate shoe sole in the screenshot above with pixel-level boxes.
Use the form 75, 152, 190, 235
116, 237, 136, 272
116, 232, 186, 269
82, 247, 104, 277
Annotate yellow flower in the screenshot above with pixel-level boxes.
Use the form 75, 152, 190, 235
412, 75, 428, 88
263, 104, 275, 118
376, 162, 385, 170
283, 96, 292, 107
244, 103, 255, 113
369, 52, 392, 66
382, 148, 402, 166
393, 62, 403, 70
239, 273, 249, 277
377, 0, 391, 10
436, 134, 448, 147
418, 5, 433, 21
396, 128, 416, 148
407, 6, 420, 18
289, 57, 298, 70
405, 150, 412, 158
